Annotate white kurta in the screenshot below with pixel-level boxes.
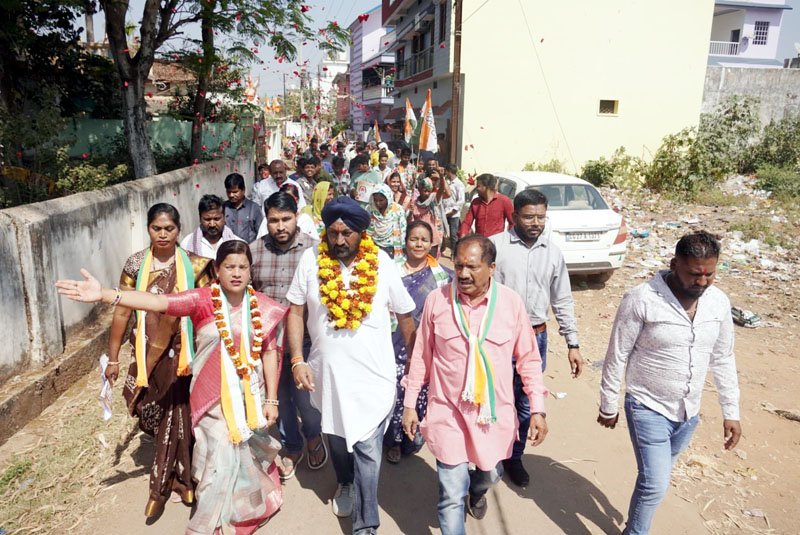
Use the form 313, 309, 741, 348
286, 247, 415, 451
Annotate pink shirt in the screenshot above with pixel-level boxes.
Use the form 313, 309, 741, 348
404, 282, 547, 470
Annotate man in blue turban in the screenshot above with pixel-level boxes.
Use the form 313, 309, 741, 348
285, 193, 418, 533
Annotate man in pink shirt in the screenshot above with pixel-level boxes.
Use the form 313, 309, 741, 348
403, 235, 548, 535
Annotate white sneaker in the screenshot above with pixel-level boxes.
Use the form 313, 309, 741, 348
332, 483, 355, 517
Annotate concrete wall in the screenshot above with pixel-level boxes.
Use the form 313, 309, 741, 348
456, 0, 716, 174
702, 65, 800, 124
0, 156, 251, 384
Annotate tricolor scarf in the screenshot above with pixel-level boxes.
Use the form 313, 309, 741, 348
134, 247, 195, 387
427, 255, 450, 286
452, 280, 498, 425
215, 288, 267, 444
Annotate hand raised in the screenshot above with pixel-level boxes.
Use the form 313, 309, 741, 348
55, 268, 103, 303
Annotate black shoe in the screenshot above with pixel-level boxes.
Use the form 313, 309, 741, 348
467, 493, 488, 520
503, 459, 530, 488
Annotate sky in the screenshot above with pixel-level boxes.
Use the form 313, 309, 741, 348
82, 0, 381, 98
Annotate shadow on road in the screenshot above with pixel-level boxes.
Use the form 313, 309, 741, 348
511, 454, 625, 534
102, 431, 152, 487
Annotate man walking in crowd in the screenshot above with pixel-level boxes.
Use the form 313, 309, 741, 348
222, 173, 263, 243
286, 196, 417, 534
180, 194, 240, 259
393, 147, 417, 194
332, 156, 352, 197
350, 154, 381, 184
253, 159, 306, 211
459, 174, 514, 238
250, 163, 271, 209
403, 235, 548, 535
442, 164, 465, 258
598, 231, 741, 535
250, 192, 327, 481
373, 151, 392, 183
490, 188, 583, 487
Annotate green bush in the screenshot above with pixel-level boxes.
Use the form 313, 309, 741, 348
753, 116, 800, 170
522, 158, 566, 173
581, 147, 646, 189
755, 164, 800, 199
644, 128, 725, 196
697, 95, 761, 174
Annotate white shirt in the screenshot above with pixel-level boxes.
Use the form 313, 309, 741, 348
600, 271, 740, 422
180, 231, 241, 259
441, 177, 466, 217
255, 212, 317, 240
286, 247, 415, 450
251, 177, 306, 212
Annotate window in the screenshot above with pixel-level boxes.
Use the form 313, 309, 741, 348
433, 81, 438, 89
753, 21, 769, 45
439, 4, 447, 43
598, 99, 619, 115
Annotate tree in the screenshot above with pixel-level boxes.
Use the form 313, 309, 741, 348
100, 0, 348, 178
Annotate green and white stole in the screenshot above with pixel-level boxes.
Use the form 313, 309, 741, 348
215, 287, 266, 444
452, 280, 498, 425
133, 247, 195, 387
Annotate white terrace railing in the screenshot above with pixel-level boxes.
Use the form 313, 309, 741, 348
709, 40, 740, 56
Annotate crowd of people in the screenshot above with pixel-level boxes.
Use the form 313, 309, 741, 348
55, 138, 742, 535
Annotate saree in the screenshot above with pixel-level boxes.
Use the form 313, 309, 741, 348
120, 248, 214, 502
385, 257, 453, 451
166, 288, 287, 535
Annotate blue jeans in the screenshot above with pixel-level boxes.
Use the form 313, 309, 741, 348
510, 329, 547, 460
623, 394, 699, 535
277, 340, 322, 453
436, 461, 503, 535
327, 420, 386, 534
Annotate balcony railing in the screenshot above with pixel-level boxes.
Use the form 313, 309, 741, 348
362, 85, 393, 101
400, 47, 433, 79
709, 40, 740, 56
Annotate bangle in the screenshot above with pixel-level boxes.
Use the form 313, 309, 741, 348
264, 399, 280, 406
289, 355, 304, 365
107, 361, 119, 365
291, 361, 308, 371
111, 287, 122, 306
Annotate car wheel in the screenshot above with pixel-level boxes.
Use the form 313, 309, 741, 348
588, 271, 614, 284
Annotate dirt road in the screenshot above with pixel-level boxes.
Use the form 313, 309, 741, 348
2, 186, 798, 534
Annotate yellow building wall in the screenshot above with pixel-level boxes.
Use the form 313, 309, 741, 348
457, 0, 715, 175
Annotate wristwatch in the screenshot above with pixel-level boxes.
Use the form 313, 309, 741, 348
567, 344, 580, 349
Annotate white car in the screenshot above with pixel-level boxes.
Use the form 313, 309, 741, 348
465, 171, 628, 282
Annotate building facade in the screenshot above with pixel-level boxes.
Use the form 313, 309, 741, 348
383, 0, 719, 174
349, 5, 396, 133
708, 0, 792, 67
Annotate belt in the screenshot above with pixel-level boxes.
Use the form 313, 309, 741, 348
532, 323, 547, 335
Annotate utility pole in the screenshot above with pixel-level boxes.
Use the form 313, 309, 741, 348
299, 43, 306, 139
282, 73, 287, 109
449, 0, 463, 166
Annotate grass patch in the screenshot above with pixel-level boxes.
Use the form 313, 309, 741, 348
729, 217, 793, 248
0, 459, 32, 493
694, 189, 750, 207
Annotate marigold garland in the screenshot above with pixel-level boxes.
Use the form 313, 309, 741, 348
318, 231, 379, 330
211, 284, 265, 378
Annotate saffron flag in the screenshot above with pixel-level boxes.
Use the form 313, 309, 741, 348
417, 89, 437, 153
374, 119, 382, 143
404, 97, 417, 143
272, 96, 282, 113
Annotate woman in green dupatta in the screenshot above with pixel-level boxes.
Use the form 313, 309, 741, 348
301, 180, 334, 237
106, 203, 214, 518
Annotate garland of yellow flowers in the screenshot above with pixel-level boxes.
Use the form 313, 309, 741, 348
318, 231, 379, 330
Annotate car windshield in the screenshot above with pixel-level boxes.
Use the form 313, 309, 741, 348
523, 184, 609, 211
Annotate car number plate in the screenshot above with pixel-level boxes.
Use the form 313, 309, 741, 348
566, 232, 602, 242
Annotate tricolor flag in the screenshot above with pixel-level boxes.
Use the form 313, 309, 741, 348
417, 89, 437, 152
404, 98, 417, 143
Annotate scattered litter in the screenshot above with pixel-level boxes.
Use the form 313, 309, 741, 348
630, 229, 650, 238
731, 307, 762, 328
553, 392, 568, 399
742, 508, 765, 518
761, 401, 800, 423
734, 449, 747, 460
683, 217, 700, 225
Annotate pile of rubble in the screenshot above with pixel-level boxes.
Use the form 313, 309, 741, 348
600, 176, 799, 327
